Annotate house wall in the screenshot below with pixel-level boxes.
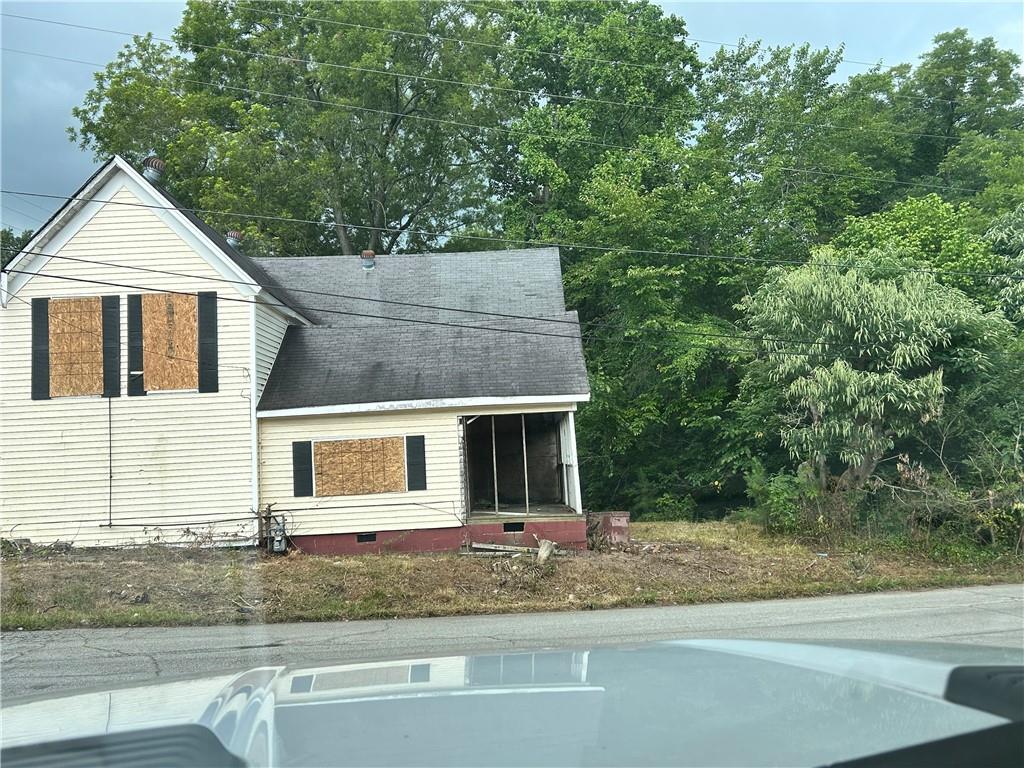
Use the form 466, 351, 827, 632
0, 185, 256, 546
254, 302, 289, 402
257, 403, 577, 537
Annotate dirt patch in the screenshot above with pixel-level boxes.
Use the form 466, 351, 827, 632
2, 523, 1021, 630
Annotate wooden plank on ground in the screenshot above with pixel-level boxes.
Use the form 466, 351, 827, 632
470, 542, 568, 555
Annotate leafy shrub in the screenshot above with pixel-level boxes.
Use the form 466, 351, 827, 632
975, 499, 1024, 552
744, 462, 806, 534
628, 470, 698, 521
926, 530, 1002, 565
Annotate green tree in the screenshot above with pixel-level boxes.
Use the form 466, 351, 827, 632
892, 29, 1023, 180
986, 203, 1024, 325
832, 194, 1002, 304
481, 0, 699, 248
70, 0, 508, 255
937, 130, 1024, 216
1, 227, 33, 269
739, 247, 1011, 521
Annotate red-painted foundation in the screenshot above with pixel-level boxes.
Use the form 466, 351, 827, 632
290, 517, 588, 555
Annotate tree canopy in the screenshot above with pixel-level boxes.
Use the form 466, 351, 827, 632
71, 1, 1023, 541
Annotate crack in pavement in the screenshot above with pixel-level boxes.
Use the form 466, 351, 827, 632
77, 639, 163, 678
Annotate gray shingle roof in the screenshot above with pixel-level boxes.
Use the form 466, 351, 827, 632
253, 249, 590, 411
251, 249, 567, 325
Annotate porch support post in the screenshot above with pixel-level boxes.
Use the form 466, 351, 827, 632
522, 414, 530, 516
491, 415, 499, 512
568, 411, 582, 513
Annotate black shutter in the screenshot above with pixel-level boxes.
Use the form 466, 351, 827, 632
126, 294, 145, 396
292, 441, 314, 497
30, 298, 49, 400
197, 291, 218, 393
101, 295, 120, 398
406, 435, 426, 491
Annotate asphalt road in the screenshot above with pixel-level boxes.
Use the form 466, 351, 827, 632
2, 584, 1021, 701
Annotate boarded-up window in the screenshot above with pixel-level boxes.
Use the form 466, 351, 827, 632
141, 293, 198, 391
314, 437, 407, 496
48, 297, 104, 397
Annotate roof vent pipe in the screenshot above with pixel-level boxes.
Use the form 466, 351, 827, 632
225, 230, 244, 248
141, 156, 165, 183
360, 249, 376, 271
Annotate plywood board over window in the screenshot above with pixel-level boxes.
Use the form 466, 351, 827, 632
48, 297, 104, 397
141, 293, 198, 391
315, 437, 407, 496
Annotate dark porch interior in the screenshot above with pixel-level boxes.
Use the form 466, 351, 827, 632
465, 413, 569, 514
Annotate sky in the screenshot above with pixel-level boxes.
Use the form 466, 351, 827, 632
2, 0, 1022, 233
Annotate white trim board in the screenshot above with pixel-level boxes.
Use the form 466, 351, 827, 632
257, 393, 590, 419
3, 155, 314, 326
4, 156, 261, 302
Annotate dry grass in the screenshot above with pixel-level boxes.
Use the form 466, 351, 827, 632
3, 522, 1021, 630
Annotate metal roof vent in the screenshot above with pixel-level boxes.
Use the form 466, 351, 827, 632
360, 249, 376, 271
141, 156, 165, 183
225, 230, 244, 248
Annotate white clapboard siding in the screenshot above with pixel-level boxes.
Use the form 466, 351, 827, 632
254, 302, 289, 402
0, 186, 255, 547
258, 402, 576, 536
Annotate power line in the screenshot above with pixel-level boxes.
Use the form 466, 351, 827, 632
0, 265, 845, 359
232, 2, 684, 78
4, 246, 863, 352
2, 203, 45, 226
3, 190, 1016, 282
240, 0, 964, 110
1, 44, 981, 193
0, 12, 964, 142
0, 265, 987, 364
465, 0, 964, 107
2, 190, 55, 216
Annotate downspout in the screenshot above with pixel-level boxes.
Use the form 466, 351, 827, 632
107, 395, 112, 526
249, 301, 259, 537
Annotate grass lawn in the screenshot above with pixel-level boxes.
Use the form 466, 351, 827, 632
2, 521, 1021, 630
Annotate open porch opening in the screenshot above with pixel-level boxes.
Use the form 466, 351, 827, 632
462, 412, 581, 517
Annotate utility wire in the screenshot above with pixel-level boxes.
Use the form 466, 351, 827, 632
231, 2, 686, 78
4, 246, 863, 352
1, 191, 57, 216
239, 0, 969, 108
0, 266, 983, 364
4, 7, 944, 142
1, 203, 45, 226
2, 190, 1015, 281
1, 44, 981, 194
465, 0, 966, 106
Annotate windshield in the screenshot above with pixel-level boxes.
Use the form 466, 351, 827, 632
1, 1, 1022, 766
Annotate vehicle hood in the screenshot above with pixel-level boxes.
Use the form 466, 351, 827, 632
2, 640, 1022, 767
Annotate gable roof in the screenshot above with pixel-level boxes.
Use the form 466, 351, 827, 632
2, 156, 308, 322
144, 181, 293, 311
255, 249, 590, 413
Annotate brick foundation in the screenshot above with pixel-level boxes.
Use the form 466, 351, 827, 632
290, 517, 588, 555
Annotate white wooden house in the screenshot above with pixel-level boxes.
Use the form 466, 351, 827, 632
0, 156, 590, 553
